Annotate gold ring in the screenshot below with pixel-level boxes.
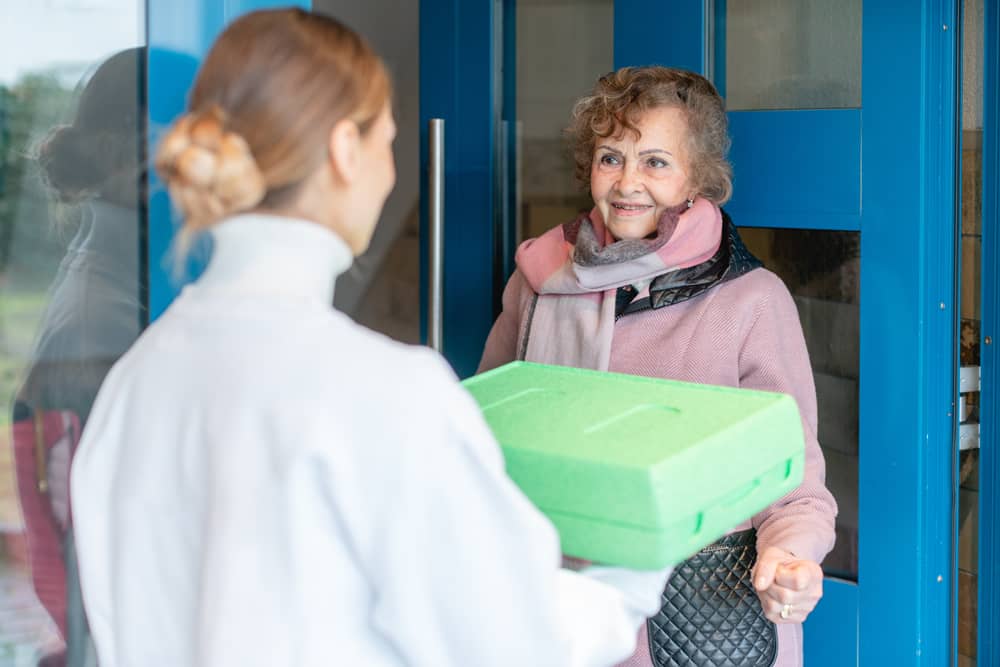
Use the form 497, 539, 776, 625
780, 603, 793, 619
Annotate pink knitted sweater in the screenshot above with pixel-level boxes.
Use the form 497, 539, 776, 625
479, 266, 838, 667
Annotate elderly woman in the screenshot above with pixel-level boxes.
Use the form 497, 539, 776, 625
479, 67, 837, 667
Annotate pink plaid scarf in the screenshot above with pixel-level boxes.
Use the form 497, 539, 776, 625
515, 197, 722, 370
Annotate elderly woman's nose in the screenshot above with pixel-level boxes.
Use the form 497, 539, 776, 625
615, 162, 644, 193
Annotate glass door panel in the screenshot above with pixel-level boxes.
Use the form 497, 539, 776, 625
723, 0, 862, 110
960, 0, 985, 663
741, 228, 859, 580
516, 0, 613, 244
313, 0, 421, 345
0, 2, 146, 664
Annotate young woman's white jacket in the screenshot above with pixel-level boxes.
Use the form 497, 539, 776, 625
70, 214, 672, 667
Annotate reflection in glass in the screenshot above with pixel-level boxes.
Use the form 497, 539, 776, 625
0, 3, 145, 664
740, 227, 860, 579
723, 0, 862, 111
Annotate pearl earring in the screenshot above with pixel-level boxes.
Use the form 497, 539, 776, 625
686, 197, 694, 209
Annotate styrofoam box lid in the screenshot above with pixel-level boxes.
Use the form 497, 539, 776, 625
462, 362, 805, 533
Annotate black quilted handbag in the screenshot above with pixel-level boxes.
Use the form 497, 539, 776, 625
647, 529, 777, 667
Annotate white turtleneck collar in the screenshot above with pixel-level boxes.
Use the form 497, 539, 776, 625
190, 213, 354, 305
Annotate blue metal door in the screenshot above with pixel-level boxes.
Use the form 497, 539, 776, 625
420, 0, 961, 664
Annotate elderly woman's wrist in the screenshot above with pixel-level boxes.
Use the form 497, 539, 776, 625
756, 529, 827, 565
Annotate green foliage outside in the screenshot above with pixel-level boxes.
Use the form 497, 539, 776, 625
0, 71, 79, 660
0, 71, 77, 421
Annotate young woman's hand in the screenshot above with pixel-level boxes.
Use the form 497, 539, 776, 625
752, 546, 824, 624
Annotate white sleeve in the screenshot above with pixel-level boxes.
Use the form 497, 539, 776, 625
362, 353, 671, 667
552, 566, 673, 666
70, 366, 126, 667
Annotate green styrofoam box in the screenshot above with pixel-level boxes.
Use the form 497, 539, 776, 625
461, 361, 805, 569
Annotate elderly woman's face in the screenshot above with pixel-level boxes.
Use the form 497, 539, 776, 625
590, 106, 694, 241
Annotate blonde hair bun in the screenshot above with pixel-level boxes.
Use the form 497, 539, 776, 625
155, 106, 266, 230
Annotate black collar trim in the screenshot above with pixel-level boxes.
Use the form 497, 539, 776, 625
616, 210, 763, 319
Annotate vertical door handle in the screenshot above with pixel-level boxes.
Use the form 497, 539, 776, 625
428, 118, 445, 353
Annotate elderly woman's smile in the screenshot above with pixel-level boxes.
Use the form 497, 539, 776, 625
610, 201, 654, 215
590, 106, 695, 241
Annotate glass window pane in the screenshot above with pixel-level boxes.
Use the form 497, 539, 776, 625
959, 0, 983, 661
313, 1, 421, 344
724, 0, 862, 111
517, 0, 613, 243
963, 0, 984, 132
0, 2, 146, 663
740, 228, 860, 579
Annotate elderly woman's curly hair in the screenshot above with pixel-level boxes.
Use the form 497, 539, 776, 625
567, 66, 732, 205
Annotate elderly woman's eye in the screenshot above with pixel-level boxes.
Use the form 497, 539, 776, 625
599, 154, 620, 166
647, 157, 668, 168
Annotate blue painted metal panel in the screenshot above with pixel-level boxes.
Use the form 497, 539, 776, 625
726, 110, 861, 231
803, 579, 858, 659
420, 0, 498, 378
497, 0, 518, 309
614, 0, 705, 73
858, 0, 957, 664
922, 5, 960, 667
979, 0, 1000, 662
146, 0, 308, 322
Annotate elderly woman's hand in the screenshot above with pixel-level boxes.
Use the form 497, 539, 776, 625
752, 546, 824, 624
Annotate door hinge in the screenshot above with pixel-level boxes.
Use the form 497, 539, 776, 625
960, 423, 981, 451
959, 365, 981, 451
